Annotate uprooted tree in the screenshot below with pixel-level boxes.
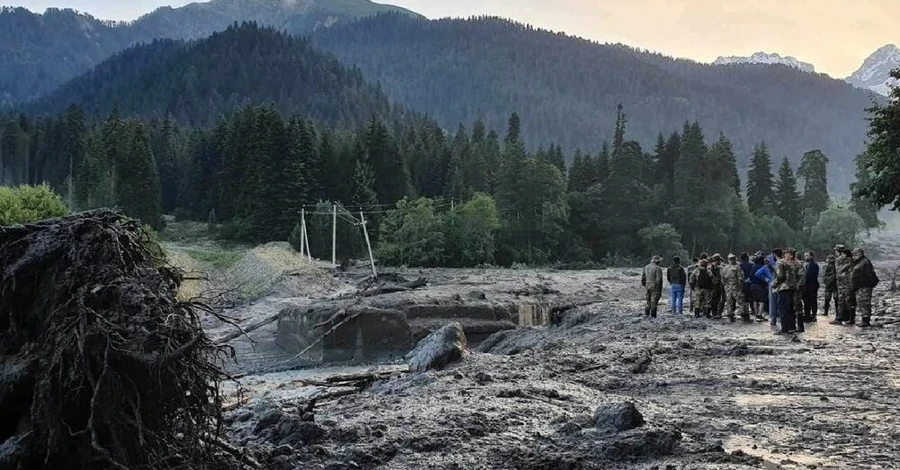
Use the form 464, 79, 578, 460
0, 210, 244, 469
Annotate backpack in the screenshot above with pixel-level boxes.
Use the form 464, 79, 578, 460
696, 268, 713, 289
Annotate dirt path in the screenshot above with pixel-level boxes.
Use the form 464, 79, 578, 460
223, 262, 900, 470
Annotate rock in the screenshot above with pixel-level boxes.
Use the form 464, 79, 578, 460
468, 290, 487, 300
254, 408, 284, 433
406, 322, 468, 372
593, 402, 645, 433
272, 444, 294, 457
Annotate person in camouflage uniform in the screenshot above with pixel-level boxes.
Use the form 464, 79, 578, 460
822, 254, 837, 319
721, 254, 745, 322
687, 257, 699, 315
831, 246, 855, 325
690, 259, 714, 317
641, 255, 664, 318
774, 248, 803, 334
710, 254, 724, 319
850, 248, 879, 328
791, 250, 806, 333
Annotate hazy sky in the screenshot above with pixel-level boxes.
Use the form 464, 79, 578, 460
13, 0, 899, 77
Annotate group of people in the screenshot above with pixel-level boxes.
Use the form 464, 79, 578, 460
641, 244, 880, 334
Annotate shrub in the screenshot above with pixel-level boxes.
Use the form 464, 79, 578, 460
0, 184, 69, 225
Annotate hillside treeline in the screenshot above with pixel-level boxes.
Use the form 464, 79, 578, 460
0, 102, 878, 266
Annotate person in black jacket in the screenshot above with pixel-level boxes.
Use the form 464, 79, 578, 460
802, 251, 820, 322
850, 248, 879, 328
667, 256, 687, 315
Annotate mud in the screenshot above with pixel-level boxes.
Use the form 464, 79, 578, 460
217, 249, 900, 469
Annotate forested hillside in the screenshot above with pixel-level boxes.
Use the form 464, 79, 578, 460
1, 98, 875, 266
0, 0, 417, 104
28, 24, 401, 128
313, 14, 881, 190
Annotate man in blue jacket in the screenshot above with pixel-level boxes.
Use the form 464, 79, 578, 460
802, 251, 820, 322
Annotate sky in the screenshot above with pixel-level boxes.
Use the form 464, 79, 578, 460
12, 0, 900, 77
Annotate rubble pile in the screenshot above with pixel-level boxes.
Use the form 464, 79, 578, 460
0, 211, 244, 470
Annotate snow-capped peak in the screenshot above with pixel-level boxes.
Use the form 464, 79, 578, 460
846, 44, 900, 96
713, 52, 816, 73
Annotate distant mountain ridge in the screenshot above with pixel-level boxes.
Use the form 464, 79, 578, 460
0, 0, 419, 104
312, 14, 878, 191
846, 44, 900, 96
714, 52, 816, 73
26, 22, 401, 128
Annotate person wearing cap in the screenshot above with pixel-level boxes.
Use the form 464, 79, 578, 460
642, 256, 664, 318
690, 259, 714, 318
822, 254, 838, 319
850, 248, 879, 328
667, 256, 687, 315
802, 251, 820, 322
720, 254, 744, 322
710, 254, 725, 319
687, 257, 700, 315
832, 247, 855, 325
774, 248, 803, 334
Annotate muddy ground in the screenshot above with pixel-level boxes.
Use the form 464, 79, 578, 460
213, 241, 900, 470
198, 229, 900, 469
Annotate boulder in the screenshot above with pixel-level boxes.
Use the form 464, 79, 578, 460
593, 402, 645, 433
406, 322, 468, 372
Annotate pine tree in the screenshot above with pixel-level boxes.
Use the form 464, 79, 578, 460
505, 112, 521, 145
797, 149, 830, 229
350, 159, 379, 212
707, 133, 740, 195
672, 122, 708, 251
850, 152, 881, 229
116, 123, 162, 229
746, 142, 775, 215
366, 117, 411, 204
612, 104, 627, 158
774, 157, 802, 230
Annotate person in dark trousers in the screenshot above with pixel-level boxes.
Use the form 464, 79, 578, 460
739, 252, 755, 320
850, 248, 879, 328
774, 248, 802, 335
768, 248, 784, 326
642, 256, 664, 318
687, 257, 699, 315
822, 254, 838, 319
667, 256, 687, 315
802, 251, 820, 322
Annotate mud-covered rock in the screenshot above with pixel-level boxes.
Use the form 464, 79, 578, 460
593, 402, 645, 433
406, 322, 468, 372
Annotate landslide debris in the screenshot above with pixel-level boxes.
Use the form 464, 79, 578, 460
0, 211, 247, 470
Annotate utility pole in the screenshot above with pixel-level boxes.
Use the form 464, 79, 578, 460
332, 203, 337, 267
360, 210, 377, 279
299, 208, 307, 259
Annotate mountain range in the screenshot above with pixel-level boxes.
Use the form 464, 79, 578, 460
1, 0, 895, 194
714, 52, 816, 73
0, 0, 418, 103
713, 46, 900, 96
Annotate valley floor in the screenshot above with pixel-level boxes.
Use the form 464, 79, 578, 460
217, 260, 900, 470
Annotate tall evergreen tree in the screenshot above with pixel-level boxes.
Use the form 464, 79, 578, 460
117, 123, 162, 228
672, 122, 708, 251
850, 151, 881, 229
708, 133, 740, 195
505, 112, 521, 145
746, 142, 775, 215
774, 157, 802, 230
797, 149, 830, 229
612, 104, 626, 158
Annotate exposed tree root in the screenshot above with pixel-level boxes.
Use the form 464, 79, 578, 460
0, 210, 245, 469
